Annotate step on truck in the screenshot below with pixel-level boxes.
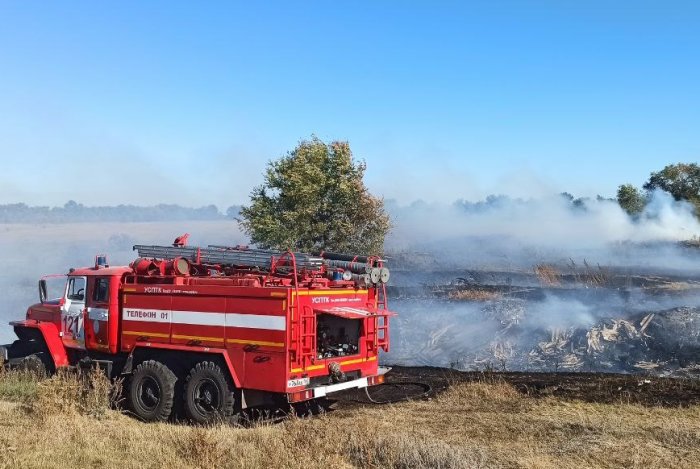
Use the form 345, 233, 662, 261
1, 235, 394, 423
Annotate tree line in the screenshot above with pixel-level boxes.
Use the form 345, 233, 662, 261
0, 201, 242, 223
617, 163, 700, 216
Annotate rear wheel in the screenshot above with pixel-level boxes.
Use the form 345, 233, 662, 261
128, 360, 176, 422
184, 361, 235, 424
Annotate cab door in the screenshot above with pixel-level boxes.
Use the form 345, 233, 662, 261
61, 276, 87, 349
85, 277, 111, 352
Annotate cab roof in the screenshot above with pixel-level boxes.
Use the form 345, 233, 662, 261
69, 266, 132, 277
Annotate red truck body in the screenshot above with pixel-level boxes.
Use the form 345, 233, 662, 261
3, 239, 393, 422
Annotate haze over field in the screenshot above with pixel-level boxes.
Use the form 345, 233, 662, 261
3, 190, 700, 364
389, 190, 700, 269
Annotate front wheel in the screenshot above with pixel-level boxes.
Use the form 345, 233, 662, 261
183, 361, 235, 424
17, 354, 49, 379
7, 339, 53, 376
128, 360, 177, 422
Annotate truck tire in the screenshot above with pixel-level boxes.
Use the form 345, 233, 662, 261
17, 354, 48, 379
183, 361, 235, 424
128, 360, 177, 422
5, 338, 54, 376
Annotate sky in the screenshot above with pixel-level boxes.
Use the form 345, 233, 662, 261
0, 1, 698, 209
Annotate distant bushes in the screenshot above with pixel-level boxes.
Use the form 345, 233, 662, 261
0, 201, 242, 223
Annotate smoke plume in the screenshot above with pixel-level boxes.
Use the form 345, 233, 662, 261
382, 190, 700, 373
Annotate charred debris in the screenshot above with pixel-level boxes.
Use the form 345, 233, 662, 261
384, 254, 700, 378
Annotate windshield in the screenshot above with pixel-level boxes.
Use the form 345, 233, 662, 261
42, 275, 68, 303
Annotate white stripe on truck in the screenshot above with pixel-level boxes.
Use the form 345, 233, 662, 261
122, 308, 285, 330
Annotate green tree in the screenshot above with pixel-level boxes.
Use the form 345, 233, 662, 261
239, 137, 390, 254
643, 163, 700, 211
616, 184, 646, 216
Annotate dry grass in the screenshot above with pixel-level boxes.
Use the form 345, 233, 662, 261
568, 258, 611, 287
449, 288, 501, 301
1, 371, 700, 468
28, 367, 121, 420
534, 264, 561, 286
0, 368, 39, 402
535, 260, 613, 288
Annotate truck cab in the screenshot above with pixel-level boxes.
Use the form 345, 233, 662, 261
15, 261, 129, 368
53, 266, 127, 354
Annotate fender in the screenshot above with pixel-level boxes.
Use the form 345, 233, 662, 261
133, 342, 241, 388
10, 320, 70, 368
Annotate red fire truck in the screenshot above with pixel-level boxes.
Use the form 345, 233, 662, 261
1, 236, 393, 422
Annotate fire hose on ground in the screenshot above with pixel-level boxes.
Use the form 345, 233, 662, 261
362, 380, 433, 405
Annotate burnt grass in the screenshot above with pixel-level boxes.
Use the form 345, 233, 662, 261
335, 365, 700, 408
359, 265, 700, 409
383, 263, 700, 376
387, 267, 700, 302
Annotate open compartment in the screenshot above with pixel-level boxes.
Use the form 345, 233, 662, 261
315, 307, 371, 358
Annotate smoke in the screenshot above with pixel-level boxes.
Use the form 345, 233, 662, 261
381, 190, 700, 373
385, 290, 700, 371
385, 190, 700, 271
385, 296, 597, 368
388, 190, 699, 248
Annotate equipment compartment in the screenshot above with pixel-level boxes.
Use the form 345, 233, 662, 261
316, 314, 361, 358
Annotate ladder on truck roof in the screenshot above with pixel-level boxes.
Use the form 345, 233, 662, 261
133, 244, 325, 271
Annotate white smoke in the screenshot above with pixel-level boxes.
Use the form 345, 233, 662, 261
381, 190, 700, 371
387, 190, 699, 251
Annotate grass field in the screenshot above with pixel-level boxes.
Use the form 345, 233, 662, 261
1, 368, 699, 469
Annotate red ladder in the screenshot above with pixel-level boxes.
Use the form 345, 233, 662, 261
289, 303, 316, 369
283, 250, 316, 370
299, 305, 316, 366
375, 282, 390, 352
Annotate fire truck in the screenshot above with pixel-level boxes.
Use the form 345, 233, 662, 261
1, 235, 393, 423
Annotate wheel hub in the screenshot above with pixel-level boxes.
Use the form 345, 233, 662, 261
140, 377, 161, 410
194, 378, 220, 413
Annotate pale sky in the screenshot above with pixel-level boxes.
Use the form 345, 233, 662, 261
1, 1, 698, 210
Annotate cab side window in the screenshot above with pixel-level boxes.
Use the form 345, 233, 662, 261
93, 278, 110, 303
67, 277, 86, 302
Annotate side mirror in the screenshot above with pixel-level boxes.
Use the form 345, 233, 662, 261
38, 279, 47, 303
